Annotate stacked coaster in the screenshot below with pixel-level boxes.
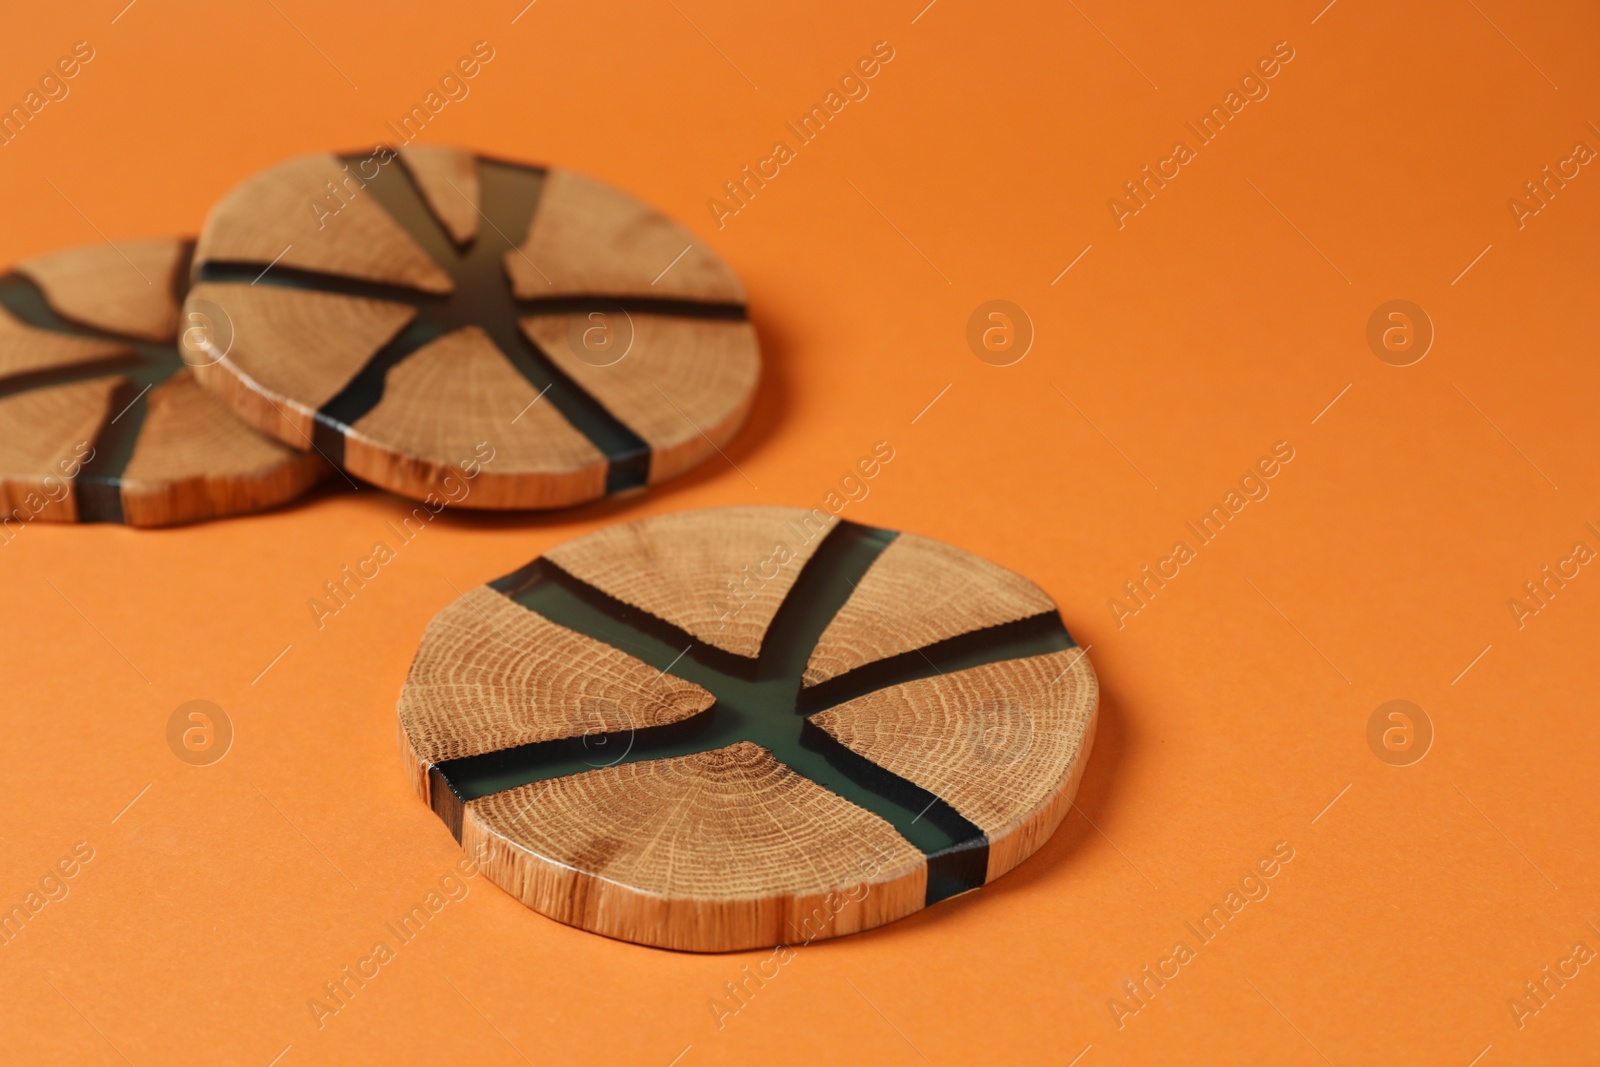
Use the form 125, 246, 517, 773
0, 238, 325, 526
5, 150, 1097, 953
185, 146, 760, 509
397, 506, 1098, 950
1, 147, 761, 524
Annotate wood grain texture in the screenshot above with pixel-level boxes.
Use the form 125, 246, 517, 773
542, 505, 836, 658
462, 742, 927, 951
17, 238, 186, 342
1, 244, 331, 527
346, 326, 608, 508
0, 377, 118, 523
507, 167, 746, 303
398, 509, 1095, 950
118, 370, 326, 527
187, 149, 758, 511
804, 532, 1057, 686
398, 586, 715, 798
810, 648, 1097, 882
520, 313, 759, 485
184, 281, 416, 444
0, 303, 129, 381
400, 145, 479, 244
194, 152, 453, 294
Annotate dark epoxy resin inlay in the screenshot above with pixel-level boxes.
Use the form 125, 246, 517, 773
196, 154, 747, 494
0, 253, 192, 523
433, 520, 1078, 905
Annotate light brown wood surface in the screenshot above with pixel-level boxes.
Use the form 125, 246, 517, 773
0, 240, 328, 527
346, 325, 610, 509
183, 281, 417, 443
195, 153, 453, 293
803, 532, 1058, 686
398, 584, 715, 797
400, 145, 479, 245
811, 648, 1097, 882
16, 238, 186, 342
542, 505, 837, 658
463, 743, 928, 952
0, 376, 119, 522
520, 313, 760, 487
397, 507, 1097, 950
0, 303, 128, 380
506, 167, 747, 303
118, 370, 328, 527
185, 149, 759, 510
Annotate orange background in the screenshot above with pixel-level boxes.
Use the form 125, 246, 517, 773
3, 1, 1598, 1063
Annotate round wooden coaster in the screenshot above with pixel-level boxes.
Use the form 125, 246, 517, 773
398, 506, 1097, 951
0, 238, 327, 527
184, 147, 760, 510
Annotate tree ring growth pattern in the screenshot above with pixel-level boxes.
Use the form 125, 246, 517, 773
0, 237, 326, 527
184, 146, 760, 510
397, 506, 1098, 951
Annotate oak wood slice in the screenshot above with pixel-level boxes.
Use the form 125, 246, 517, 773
506, 167, 747, 303
118, 370, 327, 527
465, 744, 927, 952
803, 532, 1057, 686
16, 238, 186, 342
400, 145, 479, 245
186, 148, 759, 510
398, 584, 715, 796
183, 281, 417, 444
0, 240, 327, 527
196, 152, 453, 294
347, 326, 607, 509
398, 507, 1096, 951
0, 303, 127, 382
0, 377, 119, 522
520, 313, 759, 487
542, 505, 836, 658
810, 650, 1097, 883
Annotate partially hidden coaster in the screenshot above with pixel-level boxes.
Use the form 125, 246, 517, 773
185, 147, 760, 510
398, 506, 1097, 951
0, 238, 327, 527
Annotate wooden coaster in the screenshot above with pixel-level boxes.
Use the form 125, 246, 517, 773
185, 147, 760, 509
398, 507, 1097, 951
0, 238, 327, 527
